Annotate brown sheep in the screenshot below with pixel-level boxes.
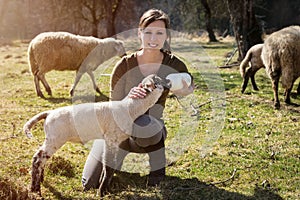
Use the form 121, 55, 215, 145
261, 25, 300, 109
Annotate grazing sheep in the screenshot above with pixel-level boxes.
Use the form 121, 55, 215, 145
240, 43, 265, 93
261, 25, 300, 109
28, 32, 126, 98
23, 74, 166, 196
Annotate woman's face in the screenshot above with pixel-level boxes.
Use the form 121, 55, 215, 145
139, 20, 167, 51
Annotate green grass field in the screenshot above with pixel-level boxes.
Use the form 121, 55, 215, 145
0, 37, 299, 200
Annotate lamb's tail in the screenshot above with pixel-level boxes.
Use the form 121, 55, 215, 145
23, 111, 49, 138
240, 50, 252, 78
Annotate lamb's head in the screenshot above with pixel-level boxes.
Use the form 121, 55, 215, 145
105, 38, 126, 57
115, 40, 126, 57
141, 74, 171, 92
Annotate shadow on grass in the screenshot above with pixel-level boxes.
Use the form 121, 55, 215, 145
26, 171, 284, 200
109, 172, 283, 200
160, 176, 283, 200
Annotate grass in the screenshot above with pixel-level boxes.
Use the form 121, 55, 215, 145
0, 37, 299, 200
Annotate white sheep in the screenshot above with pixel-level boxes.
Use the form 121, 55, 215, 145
240, 43, 265, 93
261, 25, 300, 109
23, 74, 165, 196
27, 31, 126, 98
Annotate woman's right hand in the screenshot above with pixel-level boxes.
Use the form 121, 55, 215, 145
128, 83, 147, 99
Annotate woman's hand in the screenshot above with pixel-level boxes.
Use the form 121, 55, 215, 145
128, 83, 147, 99
171, 80, 194, 96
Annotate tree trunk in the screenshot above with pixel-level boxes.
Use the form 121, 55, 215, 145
105, 0, 122, 38
201, 0, 218, 42
226, 0, 263, 61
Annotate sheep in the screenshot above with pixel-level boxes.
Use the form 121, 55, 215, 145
27, 31, 126, 98
23, 74, 166, 196
261, 25, 300, 109
240, 43, 265, 93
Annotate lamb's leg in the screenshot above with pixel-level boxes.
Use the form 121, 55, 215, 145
31, 140, 64, 195
31, 149, 50, 194
87, 71, 102, 95
98, 144, 117, 196
34, 75, 44, 98
70, 71, 84, 96
241, 67, 252, 93
250, 67, 261, 91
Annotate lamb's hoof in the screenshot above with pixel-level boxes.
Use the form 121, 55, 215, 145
274, 102, 280, 109
284, 98, 291, 105
99, 187, 109, 197
69, 89, 74, 97
31, 186, 41, 196
95, 88, 102, 95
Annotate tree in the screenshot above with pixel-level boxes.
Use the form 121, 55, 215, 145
226, 0, 263, 61
103, 0, 122, 37
201, 0, 218, 42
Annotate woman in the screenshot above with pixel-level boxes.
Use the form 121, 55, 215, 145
82, 8, 194, 190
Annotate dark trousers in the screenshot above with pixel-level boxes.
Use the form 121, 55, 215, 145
82, 115, 167, 190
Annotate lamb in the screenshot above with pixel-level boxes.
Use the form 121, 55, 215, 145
23, 74, 166, 196
27, 31, 126, 98
261, 25, 300, 109
240, 43, 265, 93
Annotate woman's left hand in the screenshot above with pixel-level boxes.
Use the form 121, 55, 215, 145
172, 80, 194, 96
128, 83, 147, 99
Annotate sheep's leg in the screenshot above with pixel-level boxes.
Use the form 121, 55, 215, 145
87, 71, 102, 95
271, 75, 280, 109
38, 74, 52, 96
34, 75, 44, 98
284, 84, 293, 104
241, 68, 252, 93
70, 71, 84, 96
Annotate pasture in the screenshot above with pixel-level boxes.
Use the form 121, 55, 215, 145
0, 36, 299, 199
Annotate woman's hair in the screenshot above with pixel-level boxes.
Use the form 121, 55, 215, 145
139, 9, 171, 53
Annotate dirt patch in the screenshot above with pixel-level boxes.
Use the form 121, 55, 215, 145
0, 177, 30, 200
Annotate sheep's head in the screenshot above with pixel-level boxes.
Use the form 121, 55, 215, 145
114, 39, 126, 57
141, 74, 171, 92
